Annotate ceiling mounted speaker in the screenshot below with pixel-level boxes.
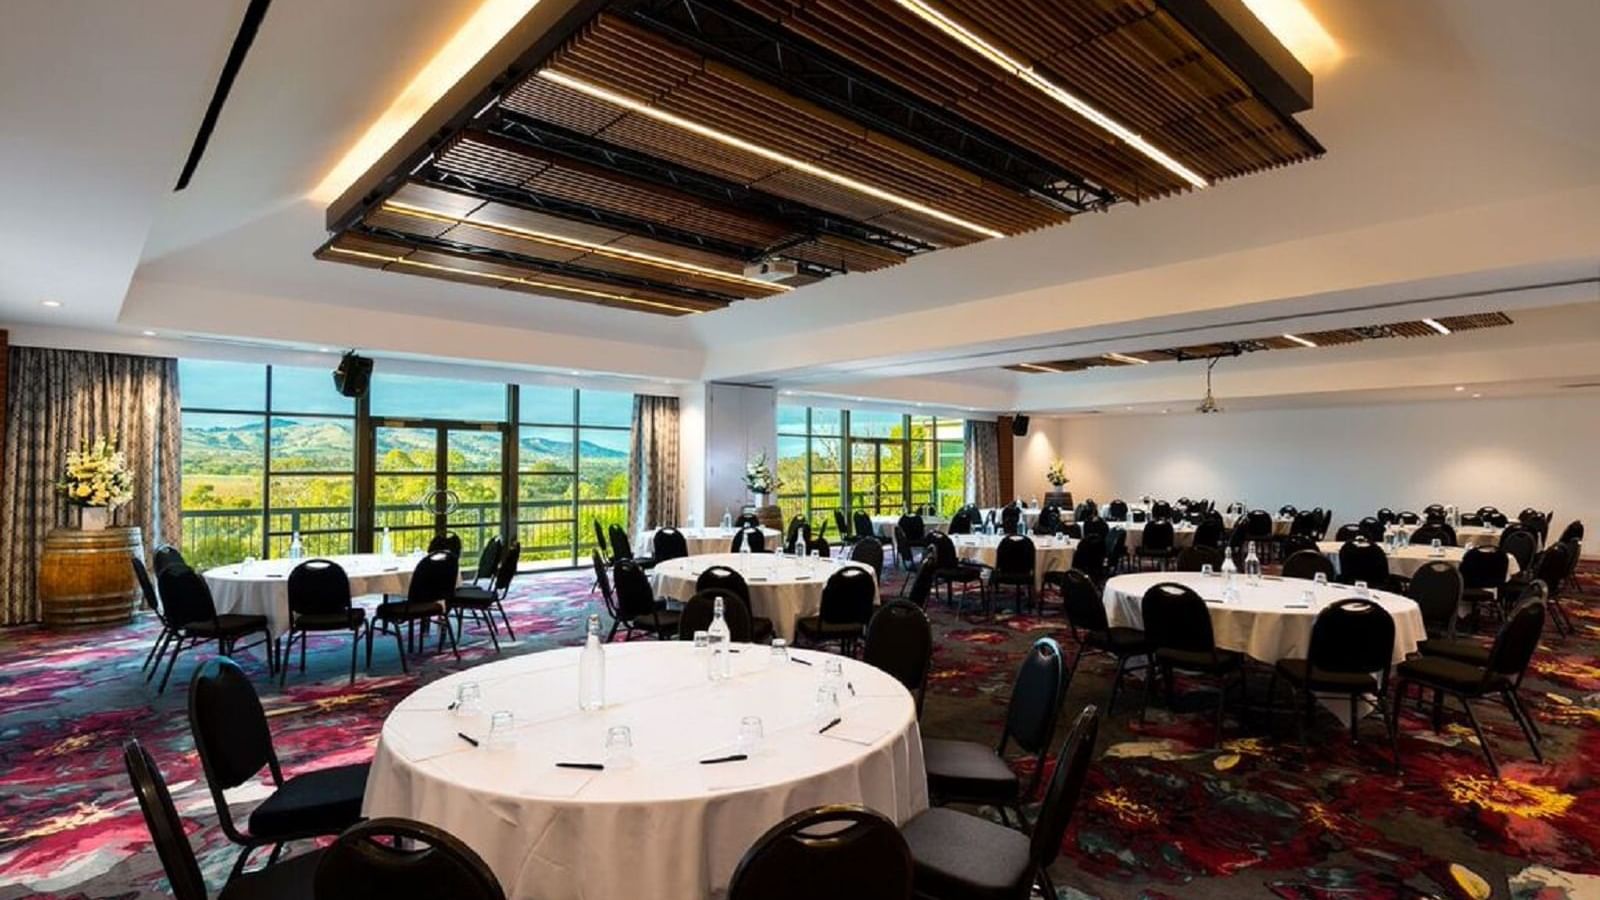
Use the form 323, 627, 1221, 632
332, 352, 373, 398
1011, 415, 1030, 437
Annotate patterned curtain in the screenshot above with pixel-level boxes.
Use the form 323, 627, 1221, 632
0, 347, 181, 625
964, 420, 1001, 508
627, 395, 680, 538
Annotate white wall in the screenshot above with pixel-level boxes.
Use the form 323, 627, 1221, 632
1013, 419, 1070, 503
701, 383, 777, 523
1044, 394, 1598, 554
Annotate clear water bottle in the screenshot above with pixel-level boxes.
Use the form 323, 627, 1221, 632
1221, 551, 1238, 593
289, 531, 304, 560
579, 614, 605, 710
793, 533, 807, 557
381, 526, 394, 557
721, 508, 732, 529
707, 597, 732, 681
1244, 541, 1262, 586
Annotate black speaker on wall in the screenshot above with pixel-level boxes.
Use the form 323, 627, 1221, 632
332, 352, 373, 398
1011, 414, 1030, 437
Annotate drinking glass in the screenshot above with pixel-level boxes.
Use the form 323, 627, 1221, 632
813, 685, 841, 726
736, 716, 764, 754
693, 630, 710, 653
1354, 580, 1370, 598
1430, 538, 1444, 557
605, 725, 634, 769
1299, 589, 1316, 607
1200, 564, 1214, 576
810, 550, 821, 561
823, 658, 845, 689
487, 710, 515, 750
769, 638, 790, 664
1313, 572, 1328, 586
454, 681, 481, 716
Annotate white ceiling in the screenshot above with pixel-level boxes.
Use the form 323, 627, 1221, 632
2, 0, 1597, 415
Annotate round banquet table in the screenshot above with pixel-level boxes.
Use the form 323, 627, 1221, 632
1316, 541, 1521, 580
1116, 521, 1198, 550
638, 526, 780, 557
950, 533, 1076, 592
870, 514, 948, 539
1102, 572, 1425, 668
650, 553, 877, 641
205, 553, 417, 637
363, 642, 927, 900
1384, 523, 1504, 549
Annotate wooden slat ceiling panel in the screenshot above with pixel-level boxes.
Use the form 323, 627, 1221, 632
469, 201, 628, 247
782, 234, 906, 273
434, 135, 551, 186
604, 234, 744, 273
1438, 312, 1514, 331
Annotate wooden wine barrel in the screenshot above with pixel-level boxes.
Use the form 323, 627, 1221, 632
753, 504, 784, 532
39, 526, 144, 627
1045, 490, 1074, 510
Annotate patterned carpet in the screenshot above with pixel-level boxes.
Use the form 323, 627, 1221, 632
2, 560, 1599, 899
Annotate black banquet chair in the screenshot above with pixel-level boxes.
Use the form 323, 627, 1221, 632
849, 535, 885, 581
609, 524, 654, 569
123, 739, 323, 900
652, 527, 690, 563
677, 589, 759, 643
989, 534, 1036, 614
863, 600, 934, 714
729, 805, 912, 900
1269, 598, 1398, 753
282, 558, 366, 685
131, 555, 177, 680
1407, 561, 1464, 640
902, 706, 1100, 900
611, 560, 680, 640
371, 551, 460, 672
1140, 581, 1244, 745
452, 539, 522, 651
1060, 569, 1148, 713
427, 531, 463, 558
153, 543, 189, 576
926, 532, 985, 611
732, 526, 766, 554
1337, 538, 1390, 588
154, 565, 275, 693
1175, 545, 1223, 573
923, 637, 1065, 826
314, 817, 506, 900
795, 565, 876, 654
188, 657, 368, 878
1282, 549, 1336, 582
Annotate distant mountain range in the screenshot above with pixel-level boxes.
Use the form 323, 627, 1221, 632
182, 417, 626, 463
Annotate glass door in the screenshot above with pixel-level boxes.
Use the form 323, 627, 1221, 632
371, 420, 505, 556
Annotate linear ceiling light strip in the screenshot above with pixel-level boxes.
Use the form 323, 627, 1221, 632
1281, 333, 1317, 347
1102, 352, 1151, 365
891, 0, 1209, 190
536, 69, 1006, 240
326, 246, 705, 313
382, 200, 788, 292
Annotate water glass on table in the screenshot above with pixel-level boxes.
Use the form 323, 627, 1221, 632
487, 710, 515, 750
605, 725, 634, 769
736, 716, 764, 755
813, 685, 841, 727
453, 681, 481, 717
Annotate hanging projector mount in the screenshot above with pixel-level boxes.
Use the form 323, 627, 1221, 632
1196, 357, 1224, 414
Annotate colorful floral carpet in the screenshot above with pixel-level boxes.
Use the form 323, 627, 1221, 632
2, 561, 1600, 899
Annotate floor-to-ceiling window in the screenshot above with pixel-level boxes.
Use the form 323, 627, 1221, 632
777, 403, 965, 523
516, 386, 632, 566
179, 360, 356, 570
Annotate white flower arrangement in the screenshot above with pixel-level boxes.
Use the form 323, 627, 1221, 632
58, 436, 134, 509
743, 452, 782, 496
1046, 459, 1069, 487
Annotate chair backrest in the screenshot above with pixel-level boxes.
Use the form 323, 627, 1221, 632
1533, 542, 1574, 596
1458, 545, 1509, 589
948, 509, 972, 534
591, 550, 618, 618
1334, 523, 1362, 542
1407, 561, 1463, 637
905, 554, 937, 609
1002, 637, 1066, 754
490, 540, 521, 594
1140, 582, 1217, 657
1559, 520, 1584, 543
188, 657, 277, 797
728, 805, 912, 900
314, 817, 506, 900
848, 536, 884, 580
1060, 569, 1111, 634
852, 511, 875, 540
131, 555, 161, 614
819, 566, 876, 626
288, 558, 353, 617
833, 509, 851, 537
1280, 534, 1319, 559
678, 589, 753, 642
156, 566, 218, 629
1245, 510, 1274, 539
152, 544, 188, 577
1174, 545, 1222, 572
1071, 535, 1107, 582
1397, 511, 1420, 525
122, 740, 209, 900
612, 560, 659, 619
1082, 517, 1109, 541
471, 535, 503, 582
696, 566, 752, 605
897, 514, 925, 542
994, 534, 1035, 574
863, 600, 933, 703
1485, 598, 1546, 683
786, 515, 812, 546
1151, 500, 1173, 522
608, 524, 635, 561
1375, 508, 1397, 525
1338, 539, 1389, 586
428, 531, 462, 557
1499, 527, 1538, 570
407, 552, 460, 604
1034, 505, 1062, 535
1278, 504, 1298, 518
1028, 705, 1101, 874
735, 512, 760, 528
806, 535, 831, 558
1290, 510, 1319, 537
1105, 527, 1127, 570
1282, 549, 1335, 582
1107, 499, 1128, 520
891, 525, 914, 563
732, 527, 766, 554
925, 531, 958, 568
1001, 506, 1023, 531
1307, 598, 1395, 675
1410, 523, 1457, 547
1192, 519, 1223, 548
1142, 520, 1175, 551
1358, 516, 1385, 542
653, 528, 690, 562
593, 519, 609, 557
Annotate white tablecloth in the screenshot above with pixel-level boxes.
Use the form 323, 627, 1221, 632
1102, 572, 1424, 668
363, 642, 927, 900
1116, 522, 1198, 550
639, 526, 781, 557
650, 553, 877, 640
205, 553, 417, 637
1384, 523, 1504, 549
869, 515, 948, 539
950, 534, 1076, 592
1317, 541, 1521, 580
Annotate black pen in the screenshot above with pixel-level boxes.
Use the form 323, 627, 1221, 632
818, 717, 842, 734
457, 732, 479, 747
790, 657, 813, 666
555, 762, 605, 771
699, 753, 748, 765
847, 681, 856, 696
447, 701, 459, 711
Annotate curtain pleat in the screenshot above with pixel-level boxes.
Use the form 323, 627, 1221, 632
627, 395, 680, 538
964, 420, 1001, 509
0, 347, 181, 625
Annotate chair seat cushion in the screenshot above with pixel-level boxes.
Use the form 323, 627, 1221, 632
936, 566, 984, 583
922, 739, 1018, 804
188, 614, 269, 638
375, 600, 444, 621
218, 847, 325, 900
1088, 627, 1150, 655
991, 571, 1033, 585
1274, 658, 1378, 693
1417, 638, 1491, 666
1155, 646, 1243, 674
293, 609, 366, 631
627, 610, 680, 634
1136, 547, 1176, 556
751, 617, 776, 645
1397, 656, 1503, 693
452, 585, 497, 603
794, 617, 864, 640
902, 807, 1032, 900
246, 763, 369, 839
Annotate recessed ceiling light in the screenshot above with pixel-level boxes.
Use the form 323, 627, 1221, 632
1282, 333, 1317, 348
40, 299, 62, 308
319, 347, 333, 353
569, 370, 582, 376
1472, 393, 1483, 399
1124, 406, 1134, 411
538, 69, 1004, 240
140, 330, 158, 337
893, 0, 1208, 189
1102, 352, 1149, 365
1422, 318, 1451, 335
1454, 385, 1465, 392
854, 397, 865, 402
1017, 363, 1061, 373
1161, 408, 1170, 414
